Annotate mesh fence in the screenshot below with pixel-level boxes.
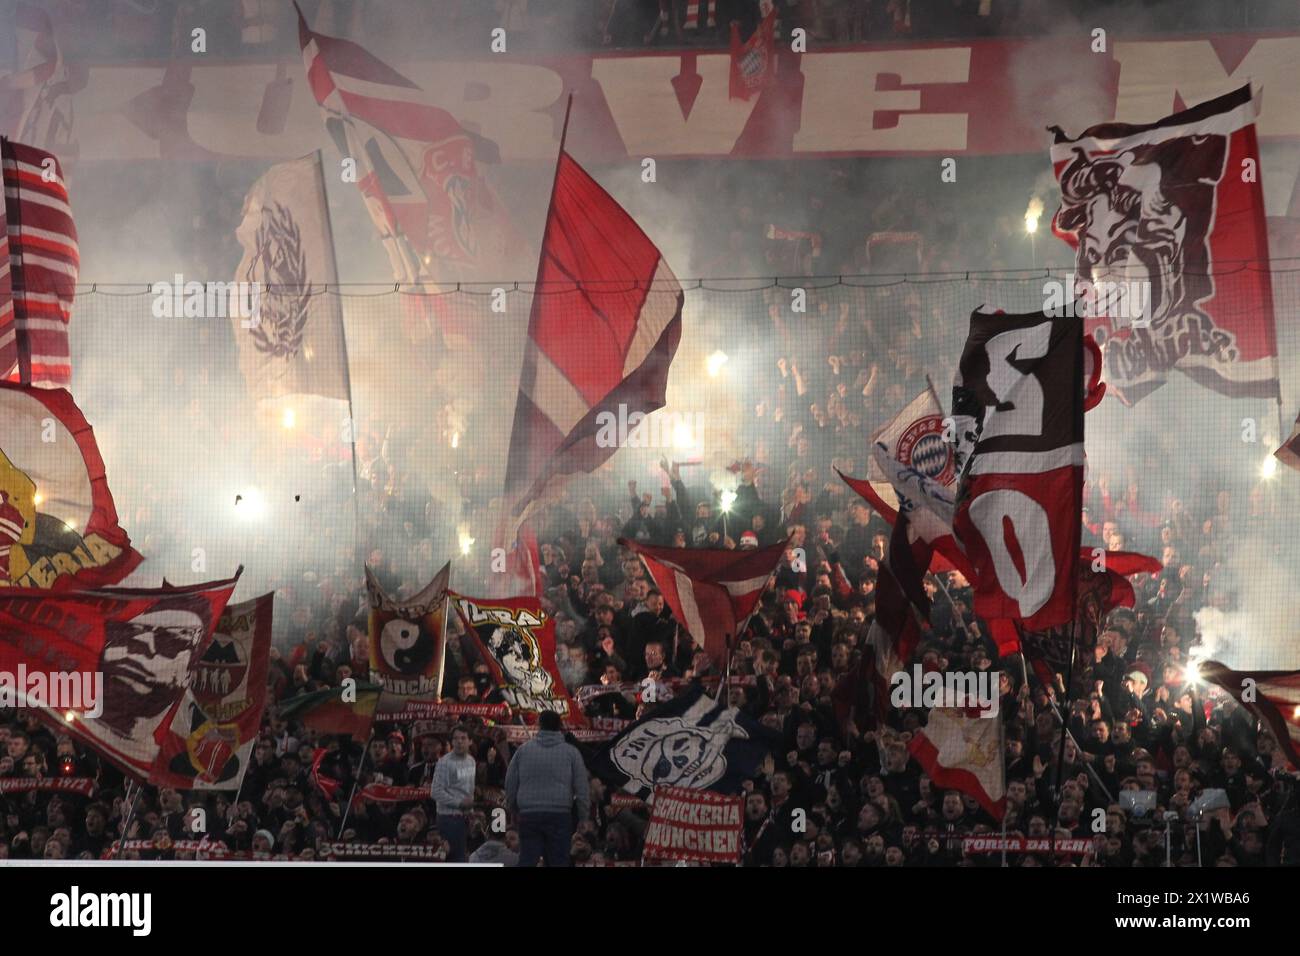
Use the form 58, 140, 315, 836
63, 270, 1300, 663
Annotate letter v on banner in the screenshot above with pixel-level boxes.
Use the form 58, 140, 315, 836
950, 307, 1085, 634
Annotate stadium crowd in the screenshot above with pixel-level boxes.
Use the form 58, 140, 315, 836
5, 0, 1300, 870
5, 264, 1300, 865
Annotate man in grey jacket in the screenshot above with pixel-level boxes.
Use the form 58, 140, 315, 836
430, 725, 477, 862
505, 711, 589, 866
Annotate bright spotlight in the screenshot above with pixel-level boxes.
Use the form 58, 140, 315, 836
1261, 454, 1278, 480
1024, 214, 1039, 235
33, 490, 44, 507
458, 530, 475, 556
282, 407, 296, 429
233, 488, 267, 520
719, 489, 738, 514
706, 350, 729, 378
450, 431, 460, 449
64, 710, 76, 723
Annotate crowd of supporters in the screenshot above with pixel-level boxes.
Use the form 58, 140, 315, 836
6, 260, 1300, 864
6, 0, 1300, 870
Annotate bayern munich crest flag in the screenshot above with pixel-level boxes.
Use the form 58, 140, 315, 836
1050, 84, 1279, 404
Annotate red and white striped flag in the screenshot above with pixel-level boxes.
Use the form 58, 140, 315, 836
620, 537, 786, 668
909, 708, 1006, 819
1199, 661, 1300, 769
296, 2, 505, 278
503, 149, 682, 523
1, 137, 78, 387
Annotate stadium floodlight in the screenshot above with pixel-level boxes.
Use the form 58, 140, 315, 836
459, 529, 475, 556
706, 350, 729, 377
1260, 454, 1278, 480
282, 407, 296, 429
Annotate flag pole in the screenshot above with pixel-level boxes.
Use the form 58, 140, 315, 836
1050, 621, 1077, 860
114, 778, 144, 858
928, 572, 967, 640
311, 149, 364, 565
336, 730, 375, 839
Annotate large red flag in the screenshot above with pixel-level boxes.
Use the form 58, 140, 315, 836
503, 150, 682, 524
619, 537, 785, 668
0, 382, 141, 590
1050, 84, 1279, 404
0, 572, 241, 779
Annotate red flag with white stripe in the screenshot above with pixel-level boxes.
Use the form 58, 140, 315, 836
950, 307, 1085, 633
503, 150, 682, 523
1, 137, 78, 387
908, 708, 1006, 819
1199, 662, 1300, 770
296, 2, 505, 277
619, 537, 785, 668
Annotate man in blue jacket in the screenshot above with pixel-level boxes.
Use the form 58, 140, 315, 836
505, 711, 589, 866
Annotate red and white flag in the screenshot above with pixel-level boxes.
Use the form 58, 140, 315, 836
951, 307, 1084, 634
296, 2, 505, 278
729, 10, 777, 101
452, 593, 586, 727
150, 592, 274, 790
1050, 84, 1279, 403
1199, 662, 1300, 770
909, 707, 1006, 819
503, 150, 682, 524
620, 537, 786, 668
1, 138, 78, 387
837, 383, 970, 577
837, 511, 930, 731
